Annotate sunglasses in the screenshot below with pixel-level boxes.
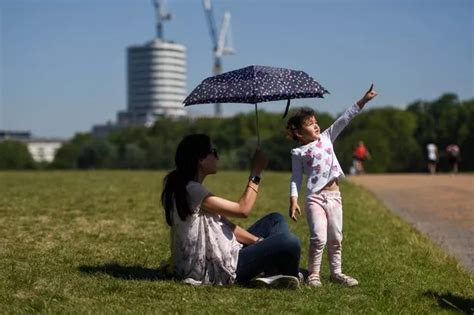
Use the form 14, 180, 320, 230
210, 148, 218, 159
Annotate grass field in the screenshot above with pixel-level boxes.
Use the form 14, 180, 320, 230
0, 171, 472, 314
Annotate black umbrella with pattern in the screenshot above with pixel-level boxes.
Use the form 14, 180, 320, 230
183, 65, 329, 144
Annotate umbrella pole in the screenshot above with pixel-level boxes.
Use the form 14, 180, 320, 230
255, 103, 260, 147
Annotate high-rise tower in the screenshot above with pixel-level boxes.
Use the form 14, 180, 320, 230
117, 0, 187, 127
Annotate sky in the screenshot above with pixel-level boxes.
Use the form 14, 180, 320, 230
1, 0, 473, 138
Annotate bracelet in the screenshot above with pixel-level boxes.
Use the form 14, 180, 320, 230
248, 184, 258, 193
255, 237, 264, 243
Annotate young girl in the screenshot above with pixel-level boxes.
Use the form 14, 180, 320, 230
287, 84, 377, 287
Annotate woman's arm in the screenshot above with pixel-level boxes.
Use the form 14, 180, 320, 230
221, 217, 260, 245
201, 181, 260, 218
201, 148, 268, 218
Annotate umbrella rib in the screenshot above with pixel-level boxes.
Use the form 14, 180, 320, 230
252, 65, 258, 104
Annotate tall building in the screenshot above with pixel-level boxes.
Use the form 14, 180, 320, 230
92, 1, 187, 136
117, 39, 187, 127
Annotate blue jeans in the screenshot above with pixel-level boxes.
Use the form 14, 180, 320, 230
235, 212, 301, 283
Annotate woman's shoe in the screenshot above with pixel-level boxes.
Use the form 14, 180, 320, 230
250, 275, 300, 289
298, 268, 309, 282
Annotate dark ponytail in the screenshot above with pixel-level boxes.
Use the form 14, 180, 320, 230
161, 134, 212, 226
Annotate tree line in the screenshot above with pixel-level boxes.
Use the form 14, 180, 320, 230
1, 93, 473, 173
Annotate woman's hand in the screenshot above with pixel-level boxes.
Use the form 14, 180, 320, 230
251, 148, 268, 176
221, 217, 260, 245
357, 84, 378, 109
289, 197, 301, 221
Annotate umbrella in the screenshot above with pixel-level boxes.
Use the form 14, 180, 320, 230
183, 65, 329, 144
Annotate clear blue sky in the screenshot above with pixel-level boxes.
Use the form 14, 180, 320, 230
1, 0, 472, 138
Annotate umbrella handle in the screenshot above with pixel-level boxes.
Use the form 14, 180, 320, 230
255, 103, 260, 147
283, 99, 291, 118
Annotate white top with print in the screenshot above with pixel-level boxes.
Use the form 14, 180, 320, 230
290, 103, 361, 197
171, 181, 243, 285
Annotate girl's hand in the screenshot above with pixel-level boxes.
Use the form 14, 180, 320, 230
357, 84, 378, 109
289, 197, 301, 221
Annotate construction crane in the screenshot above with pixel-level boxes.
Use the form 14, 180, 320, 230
202, 0, 234, 116
152, 0, 172, 39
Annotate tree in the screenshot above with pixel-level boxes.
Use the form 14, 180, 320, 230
335, 107, 421, 172
45, 94, 473, 172
0, 141, 35, 169
407, 94, 470, 171
52, 133, 92, 169
457, 99, 474, 170
77, 139, 116, 169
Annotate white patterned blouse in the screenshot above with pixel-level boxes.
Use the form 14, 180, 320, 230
171, 181, 243, 285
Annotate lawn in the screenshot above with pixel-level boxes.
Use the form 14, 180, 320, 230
0, 171, 472, 314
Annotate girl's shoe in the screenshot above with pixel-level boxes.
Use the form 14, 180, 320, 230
330, 273, 359, 287
250, 275, 300, 289
307, 275, 322, 287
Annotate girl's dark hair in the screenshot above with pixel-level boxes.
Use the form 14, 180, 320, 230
161, 134, 212, 226
286, 107, 316, 141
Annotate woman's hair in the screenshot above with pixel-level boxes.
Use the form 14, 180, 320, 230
161, 134, 213, 226
286, 107, 316, 141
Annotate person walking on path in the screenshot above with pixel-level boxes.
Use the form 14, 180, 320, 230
352, 140, 371, 174
285, 84, 377, 287
426, 143, 438, 174
161, 134, 302, 288
446, 144, 461, 174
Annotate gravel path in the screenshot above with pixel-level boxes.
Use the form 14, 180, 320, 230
348, 174, 474, 273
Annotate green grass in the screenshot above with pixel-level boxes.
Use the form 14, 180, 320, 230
0, 171, 472, 314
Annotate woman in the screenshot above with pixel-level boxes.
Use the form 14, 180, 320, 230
161, 134, 301, 288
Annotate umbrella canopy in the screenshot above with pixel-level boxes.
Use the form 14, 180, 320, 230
183, 65, 329, 144
184, 65, 329, 110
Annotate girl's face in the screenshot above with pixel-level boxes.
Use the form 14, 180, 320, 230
199, 147, 219, 175
297, 116, 320, 144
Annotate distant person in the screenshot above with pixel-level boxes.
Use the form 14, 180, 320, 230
352, 140, 371, 174
285, 84, 377, 287
426, 143, 438, 174
161, 134, 302, 288
446, 144, 461, 174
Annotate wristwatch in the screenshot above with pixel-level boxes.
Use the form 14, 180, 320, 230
249, 175, 261, 185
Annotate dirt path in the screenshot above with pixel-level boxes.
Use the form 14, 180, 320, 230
348, 174, 474, 273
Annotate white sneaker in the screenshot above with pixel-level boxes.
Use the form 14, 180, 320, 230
298, 272, 305, 283
298, 268, 309, 283
307, 275, 322, 287
330, 273, 359, 287
182, 278, 202, 286
250, 275, 300, 289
